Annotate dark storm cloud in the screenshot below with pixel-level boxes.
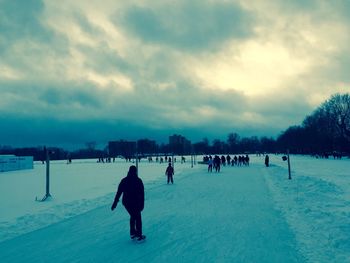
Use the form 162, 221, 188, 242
0, 81, 103, 117
0, 0, 68, 76
0, 115, 172, 149
0, 0, 52, 51
0, 0, 349, 149
78, 45, 132, 75
119, 1, 254, 51
38, 87, 103, 108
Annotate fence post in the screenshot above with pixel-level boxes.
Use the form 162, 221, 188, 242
135, 142, 139, 175
45, 147, 51, 198
287, 149, 291, 180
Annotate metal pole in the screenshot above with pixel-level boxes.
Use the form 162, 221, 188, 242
45, 147, 51, 199
172, 152, 174, 169
287, 149, 291, 180
136, 142, 139, 175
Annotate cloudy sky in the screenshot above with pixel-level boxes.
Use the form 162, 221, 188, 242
1, 0, 349, 149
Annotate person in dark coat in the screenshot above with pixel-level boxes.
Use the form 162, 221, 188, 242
165, 162, 174, 184
214, 155, 221, 172
265, 155, 269, 167
208, 156, 213, 172
111, 165, 145, 241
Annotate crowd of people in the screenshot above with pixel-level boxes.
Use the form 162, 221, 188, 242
203, 154, 250, 172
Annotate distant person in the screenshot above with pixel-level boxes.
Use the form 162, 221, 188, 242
233, 156, 238, 166
203, 156, 209, 163
165, 162, 174, 184
245, 155, 250, 166
208, 156, 213, 172
265, 155, 269, 167
214, 155, 221, 172
111, 165, 146, 242
238, 156, 243, 166
226, 155, 231, 166
221, 155, 226, 166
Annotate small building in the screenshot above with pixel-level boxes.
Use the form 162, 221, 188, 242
0, 155, 34, 172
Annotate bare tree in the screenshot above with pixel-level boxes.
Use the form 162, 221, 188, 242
324, 93, 350, 140
227, 133, 240, 153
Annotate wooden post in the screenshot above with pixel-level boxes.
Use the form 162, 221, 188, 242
287, 149, 291, 180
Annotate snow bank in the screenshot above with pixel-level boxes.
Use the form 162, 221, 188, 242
262, 154, 350, 263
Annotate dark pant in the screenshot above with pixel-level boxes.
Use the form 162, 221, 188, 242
167, 174, 173, 184
125, 206, 142, 237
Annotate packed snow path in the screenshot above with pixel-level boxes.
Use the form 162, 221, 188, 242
0, 163, 305, 262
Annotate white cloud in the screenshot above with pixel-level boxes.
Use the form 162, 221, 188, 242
0, 65, 22, 80
189, 39, 312, 96
0, 0, 349, 146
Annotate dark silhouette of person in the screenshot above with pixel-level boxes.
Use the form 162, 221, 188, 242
265, 155, 269, 167
221, 155, 226, 166
208, 156, 213, 172
165, 162, 174, 184
226, 155, 231, 165
233, 155, 238, 166
111, 165, 145, 241
245, 155, 250, 166
214, 155, 221, 172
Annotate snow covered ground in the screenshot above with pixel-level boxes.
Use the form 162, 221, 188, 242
262, 154, 350, 263
0, 158, 188, 242
0, 155, 349, 262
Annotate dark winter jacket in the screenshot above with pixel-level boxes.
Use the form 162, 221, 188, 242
112, 173, 144, 211
165, 166, 174, 176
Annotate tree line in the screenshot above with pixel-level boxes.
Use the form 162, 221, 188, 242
198, 93, 350, 156
1, 93, 349, 160
277, 93, 350, 155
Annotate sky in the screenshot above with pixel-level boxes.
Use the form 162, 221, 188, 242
0, 0, 350, 149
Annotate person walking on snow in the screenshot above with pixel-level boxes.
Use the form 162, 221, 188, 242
265, 154, 270, 167
208, 156, 213, 172
111, 165, 146, 241
165, 162, 174, 184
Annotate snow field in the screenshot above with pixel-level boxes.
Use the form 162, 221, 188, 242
0, 155, 349, 262
0, 158, 188, 242
1, 159, 304, 263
